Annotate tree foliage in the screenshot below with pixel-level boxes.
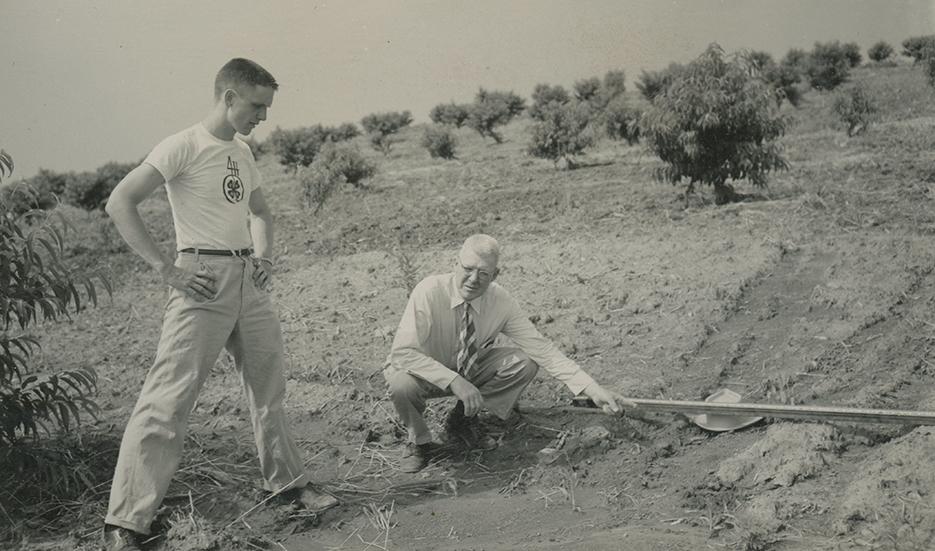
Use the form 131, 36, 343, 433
269, 124, 359, 172
429, 102, 471, 128
842, 42, 862, 68
604, 98, 641, 144
902, 35, 935, 63
421, 125, 458, 160
640, 44, 788, 204
806, 41, 852, 91
831, 84, 878, 137
527, 101, 596, 168
62, 161, 136, 211
867, 41, 894, 63
466, 88, 525, 144
361, 111, 413, 155
298, 142, 376, 212
0, 151, 110, 446
636, 64, 684, 102
529, 84, 571, 121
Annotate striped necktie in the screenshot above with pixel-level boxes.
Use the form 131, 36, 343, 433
457, 303, 478, 377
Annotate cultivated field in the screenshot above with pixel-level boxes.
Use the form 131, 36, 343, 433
7, 63, 935, 550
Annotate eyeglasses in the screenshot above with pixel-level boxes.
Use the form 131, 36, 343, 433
459, 263, 495, 281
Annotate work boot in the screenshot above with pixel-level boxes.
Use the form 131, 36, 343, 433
101, 525, 142, 551
399, 442, 438, 473
280, 485, 339, 513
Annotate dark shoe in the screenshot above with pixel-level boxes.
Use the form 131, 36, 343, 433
281, 485, 339, 513
399, 442, 437, 473
102, 525, 142, 551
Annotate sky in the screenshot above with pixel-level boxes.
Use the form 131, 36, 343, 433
1, 0, 933, 180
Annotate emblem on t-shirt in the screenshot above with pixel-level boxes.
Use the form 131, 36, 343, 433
222, 156, 245, 204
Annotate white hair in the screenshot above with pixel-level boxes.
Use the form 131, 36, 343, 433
460, 234, 500, 264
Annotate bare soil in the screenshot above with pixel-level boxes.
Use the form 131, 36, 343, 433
7, 64, 935, 551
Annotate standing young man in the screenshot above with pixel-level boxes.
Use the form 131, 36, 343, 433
102, 58, 336, 550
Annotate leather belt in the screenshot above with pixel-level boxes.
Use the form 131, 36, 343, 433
179, 248, 253, 256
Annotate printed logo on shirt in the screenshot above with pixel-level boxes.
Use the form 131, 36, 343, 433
222, 156, 245, 204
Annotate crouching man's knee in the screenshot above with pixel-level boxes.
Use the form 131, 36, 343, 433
385, 370, 426, 402
519, 359, 539, 382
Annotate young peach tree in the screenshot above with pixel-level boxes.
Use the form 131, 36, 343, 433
640, 44, 788, 204
361, 111, 412, 155
0, 150, 110, 445
466, 88, 525, 143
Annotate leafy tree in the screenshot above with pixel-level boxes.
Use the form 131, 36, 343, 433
640, 44, 788, 204
63, 161, 136, 211
867, 41, 894, 62
429, 102, 471, 128
599, 70, 627, 104
299, 142, 376, 212
604, 98, 641, 144
842, 42, 862, 67
745, 51, 803, 107
635, 63, 684, 102
901, 35, 935, 63
529, 84, 571, 121
361, 110, 413, 155
806, 41, 852, 91
831, 84, 877, 136
466, 88, 525, 144
268, 123, 360, 171
527, 101, 596, 168
421, 125, 458, 159
0, 150, 110, 446
781, 48, 809, 73
573, 77, 601, 103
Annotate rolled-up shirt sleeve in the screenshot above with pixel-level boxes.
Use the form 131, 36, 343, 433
389, 281, 459, 390
501, 295, 595, 395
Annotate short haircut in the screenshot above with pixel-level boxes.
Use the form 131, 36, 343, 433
214, 58, 278, 99
460, 234, 500, 265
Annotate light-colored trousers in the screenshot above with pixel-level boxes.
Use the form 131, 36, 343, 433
384, 347, 539, 445
106, 253, 308, 534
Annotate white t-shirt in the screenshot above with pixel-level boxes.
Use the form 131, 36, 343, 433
144, 123, 260, 251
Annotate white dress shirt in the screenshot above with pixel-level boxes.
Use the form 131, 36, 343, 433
388, 273, 595, 394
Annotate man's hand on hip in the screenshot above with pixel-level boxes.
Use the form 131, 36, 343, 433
252, 257, 273, 291
161, 264, 217, 300
449, 376, 484, 417
583, 382, 637, 414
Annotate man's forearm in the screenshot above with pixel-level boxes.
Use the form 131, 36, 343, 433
251, 212, 274, 259
107, 201, 172, 275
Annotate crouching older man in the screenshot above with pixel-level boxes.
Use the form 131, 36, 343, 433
383, 234, 632, 472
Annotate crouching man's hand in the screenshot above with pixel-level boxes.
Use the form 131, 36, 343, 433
450, 376, 484, 417
582, 382, 637, 414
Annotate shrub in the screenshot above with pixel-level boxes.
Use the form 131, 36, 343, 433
573, 77, 601, 103
604, 98, 641, 144
902, 35, 935, 63
842, 42, 862, 67
466, 88, 525, 143
867, 41, 894, 62
926, 57, 935, 88
361, 110, 413, 155
761, 61, 803, 107
831, 84, 878, 136
0, 151, 109, 446
63, 161, 136, 211
298, 142, 375, 212
268, 126, 326, 172
429, 102, 471, 128
529, 84, 571, 121
421, 125, 458, 159
640, 44, 787, 204
806, 41, 852, 91
314, 142, 375, 188
747, 51, 775, 71
636, 64, 684, 102
781, 48, 809, 72
268, 124, 360, 172
527, 101, 596, 168
600, 70, 627, 104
